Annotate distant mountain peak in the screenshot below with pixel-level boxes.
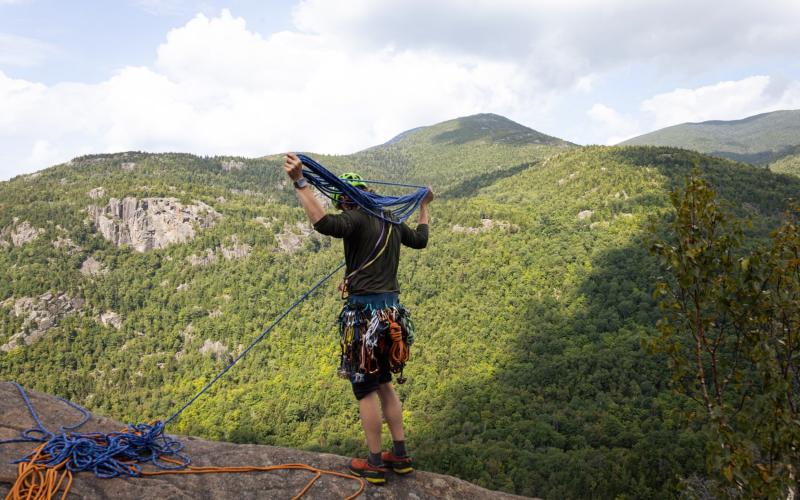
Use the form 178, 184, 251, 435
377, 113, 570, 149
621, 109, 800, 164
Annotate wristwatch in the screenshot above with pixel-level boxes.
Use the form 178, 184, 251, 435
293, 177, 309, 189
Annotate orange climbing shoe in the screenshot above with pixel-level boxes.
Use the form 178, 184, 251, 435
381, 451, 414, 474
349, 458, 386, 484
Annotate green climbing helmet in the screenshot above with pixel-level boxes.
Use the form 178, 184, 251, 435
333, 172, 367, 203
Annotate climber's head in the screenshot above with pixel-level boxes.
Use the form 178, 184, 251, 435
334, 172, 369, 210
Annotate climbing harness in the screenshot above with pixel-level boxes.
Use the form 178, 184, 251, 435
337, 302, 415, 385
297, 154, 429, 224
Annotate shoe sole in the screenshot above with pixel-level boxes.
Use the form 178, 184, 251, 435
349, 469, 386, 484
392, 466, 413, 474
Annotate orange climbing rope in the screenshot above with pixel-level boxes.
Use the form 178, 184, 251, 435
6, 433, 365, 500
7, 453, 365, 500
141, 460, 365, 500
388, 318, 409, 367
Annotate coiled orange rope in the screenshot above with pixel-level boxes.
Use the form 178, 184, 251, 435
388, 319, 409, 367
7, 449, 365, 500
6, 426, 365, 500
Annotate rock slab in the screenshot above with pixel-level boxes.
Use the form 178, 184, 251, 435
0, 383, 533, 499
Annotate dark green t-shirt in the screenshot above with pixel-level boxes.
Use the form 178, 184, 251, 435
313, 209, 428, 295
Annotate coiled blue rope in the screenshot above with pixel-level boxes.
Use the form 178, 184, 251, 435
1, 381, 190, 477
298, 154, 428, 224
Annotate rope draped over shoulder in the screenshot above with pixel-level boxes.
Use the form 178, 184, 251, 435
297, 154, 429, 224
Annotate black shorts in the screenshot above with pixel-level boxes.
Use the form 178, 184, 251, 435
351, 353, 392, 400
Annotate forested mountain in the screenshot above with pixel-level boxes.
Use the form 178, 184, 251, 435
1, 114, 798, 498
620, 109, 800, 164
770, 150, 800, 177
298, 113, 575, 196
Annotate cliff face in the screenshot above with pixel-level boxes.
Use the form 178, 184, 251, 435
0, 383, 533, 500
0, 293, 83, 352
87, 197, 221, 252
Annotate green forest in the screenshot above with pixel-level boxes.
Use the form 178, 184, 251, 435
1, 115, 798, 498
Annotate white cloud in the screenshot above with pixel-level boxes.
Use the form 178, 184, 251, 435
293, 0, 800, 86
641, 76, 800, 128
587, 104, 642, 145
0, 9, 553, 179
2, 2, 800, 179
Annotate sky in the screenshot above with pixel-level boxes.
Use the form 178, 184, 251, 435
1, 0, 799, 180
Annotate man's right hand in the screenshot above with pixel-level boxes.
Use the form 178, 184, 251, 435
283, 153, 303, 181
422, 186, 435, 205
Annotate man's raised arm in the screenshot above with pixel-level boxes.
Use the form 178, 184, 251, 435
283, 152, 326, 224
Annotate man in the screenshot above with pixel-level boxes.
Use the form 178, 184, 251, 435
283, 152, 433, 484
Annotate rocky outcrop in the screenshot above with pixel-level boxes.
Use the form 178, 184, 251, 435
98, 311, 122, 329
0, 383, 532, 499
88, 187, 106, 199
1, 219, 45, 247
219, 235, 251, 260
53, 236, 82, 254
577, 210, 594, 220
187, 249, 217, 267
220, 159, 245, 171
198, 339, 228, 360
187, 236, 252, 266
275, 222, 320, 252
88, 197, 221, 252
0, 292, 84, 351
451, 219, 518, 234
80, 256, 108, 276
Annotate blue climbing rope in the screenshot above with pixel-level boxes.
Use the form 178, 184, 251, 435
164, 261, 346, 425
0, 381, 91, 445
298, 154, 429, 224
1, 382, 190, 477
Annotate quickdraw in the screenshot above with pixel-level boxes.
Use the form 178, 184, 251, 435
337, 303, 415, 384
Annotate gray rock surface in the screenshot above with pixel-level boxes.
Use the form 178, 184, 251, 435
88, 197, 221, 252
0, 383, 533, 499
52, 236, 82, 253
0, 292, 83, 351
187, 236, 252, 266
1, 219, 45, 247
275, 222, 319, 252
451, 219, 518, 234
80, 256, 108, 276
220, 159, 245, 171
98, 311, 122, 329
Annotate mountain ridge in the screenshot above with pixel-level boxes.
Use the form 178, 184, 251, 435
619, 109, 800, 164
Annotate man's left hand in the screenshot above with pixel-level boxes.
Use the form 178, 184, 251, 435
283, 153, 303, 181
